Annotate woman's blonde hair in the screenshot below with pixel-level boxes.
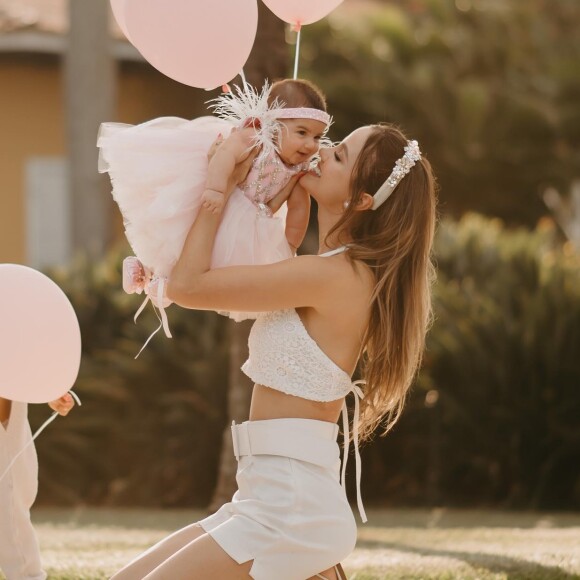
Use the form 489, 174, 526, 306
329, 123, 438, 442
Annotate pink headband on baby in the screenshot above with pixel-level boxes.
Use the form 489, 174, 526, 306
271, 107, 331, 126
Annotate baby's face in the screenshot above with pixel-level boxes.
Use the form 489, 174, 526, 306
277, 118, 327, 166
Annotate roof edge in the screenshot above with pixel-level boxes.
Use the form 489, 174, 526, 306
0, 31, 142, 61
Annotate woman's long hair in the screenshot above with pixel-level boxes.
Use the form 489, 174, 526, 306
329, 124, 438, 442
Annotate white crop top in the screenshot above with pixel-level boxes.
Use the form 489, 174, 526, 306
241, 307, 354, 401
241, 246, 368, 522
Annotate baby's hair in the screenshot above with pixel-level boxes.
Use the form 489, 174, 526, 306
268, 79, 327, 112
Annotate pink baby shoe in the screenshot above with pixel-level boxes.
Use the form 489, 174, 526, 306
122, 256, 148, 294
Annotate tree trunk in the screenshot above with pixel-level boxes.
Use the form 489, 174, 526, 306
65, 0, 116, 259
208, 5, 287, 511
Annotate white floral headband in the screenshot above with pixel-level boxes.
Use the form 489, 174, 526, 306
371, 140, 422, 210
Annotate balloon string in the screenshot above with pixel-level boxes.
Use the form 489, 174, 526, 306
239, 68, 248, 91
0, 391, 82, 484
293, 24, 302, 80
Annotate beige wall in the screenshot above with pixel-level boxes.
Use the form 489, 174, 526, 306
0, 53, 207, 264
0, 55, 65, 263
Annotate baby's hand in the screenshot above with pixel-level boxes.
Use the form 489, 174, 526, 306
202, 189, 225, 214
48, 393, 75, 416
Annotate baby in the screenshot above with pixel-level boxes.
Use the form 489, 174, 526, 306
202, 78, 329, 251
99, 78, 331, 323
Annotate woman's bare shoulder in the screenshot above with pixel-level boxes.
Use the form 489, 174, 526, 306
317, 252, 375, 312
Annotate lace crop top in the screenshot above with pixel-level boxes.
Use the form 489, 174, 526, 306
241, 245, 368, 522
241, 307, 354, 401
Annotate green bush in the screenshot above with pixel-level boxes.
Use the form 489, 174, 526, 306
363, 214, 580, 509
30, 217, 580, 510
301, 0, 580, 226
30, 246, 229, 507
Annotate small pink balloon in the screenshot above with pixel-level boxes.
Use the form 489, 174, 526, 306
110, 0, 131, 41
124, 0, 258, 90
262, 0, 344, 26
0, 265, 81, 404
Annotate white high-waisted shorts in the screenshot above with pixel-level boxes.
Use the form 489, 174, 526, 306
198, 418, 357, 580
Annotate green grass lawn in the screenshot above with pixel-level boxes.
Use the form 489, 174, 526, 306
18, 508, 580, 579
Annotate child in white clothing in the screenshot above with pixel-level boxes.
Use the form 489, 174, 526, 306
0, 395, 74, 580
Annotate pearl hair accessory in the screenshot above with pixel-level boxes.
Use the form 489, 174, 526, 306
371, 140, 421, 210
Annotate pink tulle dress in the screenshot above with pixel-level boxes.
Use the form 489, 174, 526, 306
97, 116, 307, 321
98, 83, 331, 326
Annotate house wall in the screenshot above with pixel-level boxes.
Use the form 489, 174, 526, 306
0, 53, 207, 264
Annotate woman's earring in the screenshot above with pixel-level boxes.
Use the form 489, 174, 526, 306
343, 201, 349, 210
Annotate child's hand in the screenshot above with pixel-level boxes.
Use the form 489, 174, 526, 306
202, 189, 226, 214
48, 393, 75, 416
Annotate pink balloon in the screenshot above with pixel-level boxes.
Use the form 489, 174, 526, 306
0, 265, 81, 404
123, 0, 258, 90
262, 0, 344, 25
110, 0, 132, 41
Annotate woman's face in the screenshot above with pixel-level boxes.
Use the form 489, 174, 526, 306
300, 126, 374, 211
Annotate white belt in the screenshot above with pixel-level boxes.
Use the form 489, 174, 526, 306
231, 418, 340, 470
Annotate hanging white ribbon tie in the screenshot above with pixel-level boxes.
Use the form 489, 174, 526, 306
340, 379, 367, 523
134, 277, 173, 359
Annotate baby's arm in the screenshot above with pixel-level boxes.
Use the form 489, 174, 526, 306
203, 130, 255, 214
268, 170, 306, 216
284, 184, 311, 252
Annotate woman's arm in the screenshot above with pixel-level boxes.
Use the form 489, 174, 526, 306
168, 254, 336, 314
166, 130, 336, 314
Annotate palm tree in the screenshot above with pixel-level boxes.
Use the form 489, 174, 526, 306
65, 0, 116, 258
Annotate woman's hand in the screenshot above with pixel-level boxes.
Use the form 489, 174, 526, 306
48, 393, 75, 416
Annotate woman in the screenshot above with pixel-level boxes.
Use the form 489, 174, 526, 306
112, 123, 437, 580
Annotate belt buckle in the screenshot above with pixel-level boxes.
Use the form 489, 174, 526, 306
231, 420, 240, 461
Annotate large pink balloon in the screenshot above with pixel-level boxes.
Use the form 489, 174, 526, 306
110, 0, 132, 41
0, 265, 81, 404
262, 0, 344, 25
123, 0, 258, 90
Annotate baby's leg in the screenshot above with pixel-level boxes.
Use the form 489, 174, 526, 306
111, 523, 205, 580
